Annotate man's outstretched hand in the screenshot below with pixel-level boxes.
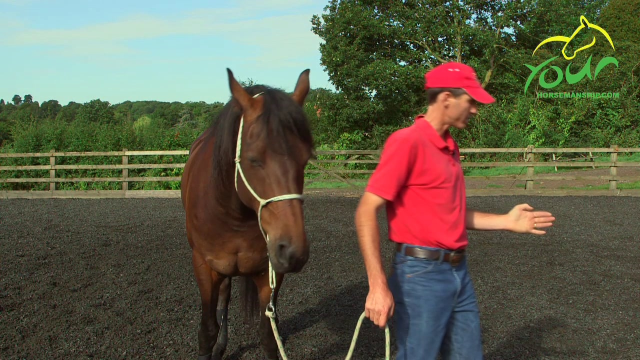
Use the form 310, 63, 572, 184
507, 203, 556, 234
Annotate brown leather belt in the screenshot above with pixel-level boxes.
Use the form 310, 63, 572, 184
396, 243, 466, 266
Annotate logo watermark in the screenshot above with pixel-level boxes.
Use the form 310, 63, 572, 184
524, 15, 619, 97
536, 91, 620, 99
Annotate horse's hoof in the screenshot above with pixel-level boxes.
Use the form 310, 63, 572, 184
197, 354, 211, 360
211, 347, 226, 360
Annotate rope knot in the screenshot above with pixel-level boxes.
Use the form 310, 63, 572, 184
265, 304, 276, 318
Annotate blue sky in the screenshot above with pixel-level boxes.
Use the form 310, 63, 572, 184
0, 0, 334, 106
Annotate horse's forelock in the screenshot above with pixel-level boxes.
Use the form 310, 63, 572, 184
210, 85, 314, 192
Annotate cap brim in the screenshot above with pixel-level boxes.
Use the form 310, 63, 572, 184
464, 86, 495, 104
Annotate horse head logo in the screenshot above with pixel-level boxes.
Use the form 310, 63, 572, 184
533, 15, 615, 60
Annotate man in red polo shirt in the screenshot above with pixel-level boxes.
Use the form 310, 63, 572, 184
355, 62, 556, 360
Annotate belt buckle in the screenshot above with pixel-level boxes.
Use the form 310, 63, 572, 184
449, 251, 462, 266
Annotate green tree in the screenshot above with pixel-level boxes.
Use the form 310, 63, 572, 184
177, 108, 195, 127
595, 0, 640, 99
41, 100, 62, 120
55, 102, 82, 122
591, 0, 640, 142
76, 99, 115, 124
309, 0, 633, 150
310, 0, 536, 141
12, 95, 21, 106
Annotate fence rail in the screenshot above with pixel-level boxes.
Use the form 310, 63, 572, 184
2, 146, 640, 198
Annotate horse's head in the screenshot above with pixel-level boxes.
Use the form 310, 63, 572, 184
226, 68, 314, 273
562, 16, 596, 60
534, 15, 614, 61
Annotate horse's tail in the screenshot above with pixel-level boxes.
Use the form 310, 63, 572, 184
238, 275, 260, 325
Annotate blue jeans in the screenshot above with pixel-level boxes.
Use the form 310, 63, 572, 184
388, 244, 483, 360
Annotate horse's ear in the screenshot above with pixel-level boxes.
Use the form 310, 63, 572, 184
291, 69, 310, 106
227, 68, 254, 111
580, 15, 589, 27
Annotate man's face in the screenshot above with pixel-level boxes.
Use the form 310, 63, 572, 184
445, 92, 478, 129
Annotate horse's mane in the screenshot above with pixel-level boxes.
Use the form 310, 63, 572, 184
210, 85, 314, 191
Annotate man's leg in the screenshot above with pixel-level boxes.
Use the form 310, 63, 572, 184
440, 257, 484, 360
389, 250, 459, 360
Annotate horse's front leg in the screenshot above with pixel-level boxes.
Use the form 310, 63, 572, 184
211, 277, 231, 360
252, 270, 285, 360
192, 250, 225, 360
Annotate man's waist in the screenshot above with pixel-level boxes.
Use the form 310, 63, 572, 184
387, 222, 468, 250
388, 231, 468, 252
395, 242, 466, 266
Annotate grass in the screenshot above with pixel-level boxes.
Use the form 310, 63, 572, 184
559, 181, 640, 190
305, 180, 369, 189
303, 180, 640, 191
465, 166, 556, 177
464, 153, 640, 177
303, 152, 640, 191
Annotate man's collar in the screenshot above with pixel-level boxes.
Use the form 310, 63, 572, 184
415, 115, 456, 152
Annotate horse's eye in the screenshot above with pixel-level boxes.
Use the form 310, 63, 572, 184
249, 158, 262, 167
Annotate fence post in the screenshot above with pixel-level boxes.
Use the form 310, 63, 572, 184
610, 144, 617, 190
50, 149, 56, 192
526, 145, 535, 190
122, 148, 129, 192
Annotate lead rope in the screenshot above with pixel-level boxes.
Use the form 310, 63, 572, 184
234, 93, 390, 360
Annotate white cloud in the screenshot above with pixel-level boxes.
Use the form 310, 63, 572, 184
4, 3, 321, 60
45, 42, 138, 57
9, 13, 218, 45
0, 17, 24, 29
0, 0, 40, 5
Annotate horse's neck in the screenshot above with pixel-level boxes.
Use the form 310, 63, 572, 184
212, 170, 257, 226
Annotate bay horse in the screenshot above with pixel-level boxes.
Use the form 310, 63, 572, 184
181, 68, 314, 360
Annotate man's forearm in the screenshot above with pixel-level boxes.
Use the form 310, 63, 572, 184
466, 209, 513, 231
355, 206, 387, 288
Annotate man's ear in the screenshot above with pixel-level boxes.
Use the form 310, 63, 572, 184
440, 91, 452, 107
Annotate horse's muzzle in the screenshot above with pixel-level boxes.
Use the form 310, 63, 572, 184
272, 239, 308, 273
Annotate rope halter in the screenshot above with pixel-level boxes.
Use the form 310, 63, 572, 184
233, 92, 303, 318
233, 92, 305, 242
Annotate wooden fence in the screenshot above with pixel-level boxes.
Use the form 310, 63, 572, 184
2, 146, 640, 198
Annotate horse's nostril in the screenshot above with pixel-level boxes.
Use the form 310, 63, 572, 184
277, 243, 288, 263
276, 242, 294, 268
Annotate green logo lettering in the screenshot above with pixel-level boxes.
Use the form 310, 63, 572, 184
565, 55, 593, 84
523, 15, 619, 98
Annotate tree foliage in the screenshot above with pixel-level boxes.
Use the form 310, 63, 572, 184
1, 0, 638, 154
0, 95, 226, 151
309, 0, 639, 149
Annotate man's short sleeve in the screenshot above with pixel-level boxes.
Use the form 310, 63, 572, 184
365, 130, 416, 201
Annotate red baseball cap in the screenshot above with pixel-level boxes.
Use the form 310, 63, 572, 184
424, 62, 495, 104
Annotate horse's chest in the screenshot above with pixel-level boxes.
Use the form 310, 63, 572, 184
236, 249, 270, 274
205, 250, 268, 276
201, 235, 269, 276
